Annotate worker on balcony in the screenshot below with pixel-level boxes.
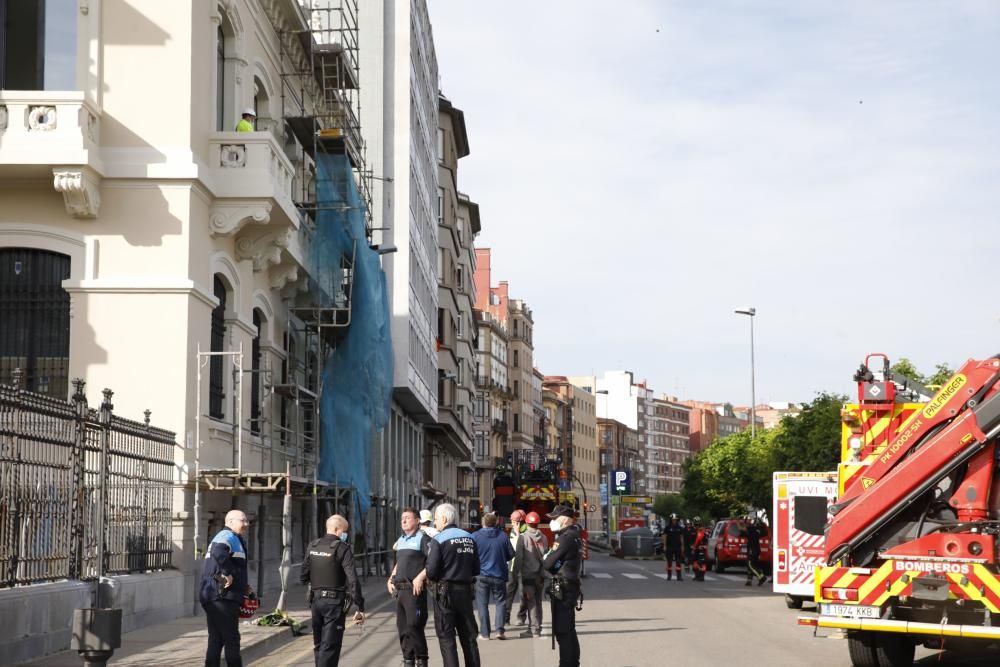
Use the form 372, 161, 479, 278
235, 108, 256, 132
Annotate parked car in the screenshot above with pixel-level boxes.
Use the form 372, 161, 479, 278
706, 518, 771, 573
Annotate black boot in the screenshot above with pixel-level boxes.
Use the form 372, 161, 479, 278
665, 569, 672, 580
403, 661, 415, 667
415, 659, 428, 667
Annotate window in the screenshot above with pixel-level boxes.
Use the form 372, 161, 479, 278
437, 127, 445, 161
437, 187, 445, 224
794, 496, 829, 536
456, 313, 464, 339
0, 248, 71, 397
209, 276, 228, 419
253, 76, 271, 132
513, 350, 519, 368
216, 25, 226, 131
0, 0, 77, 90
250, 309, 263, 434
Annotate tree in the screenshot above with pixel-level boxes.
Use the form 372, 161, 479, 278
652, 493, 685, 520
770, 393, 845, 473
925, 363, 955, 388
889, 357, 923, 383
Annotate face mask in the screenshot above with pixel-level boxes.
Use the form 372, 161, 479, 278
339, 532, 349, 543
549, 518, 564, 533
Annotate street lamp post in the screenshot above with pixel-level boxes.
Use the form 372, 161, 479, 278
734, 307, 757, 438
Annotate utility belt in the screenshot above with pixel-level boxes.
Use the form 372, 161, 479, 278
545, 576, 583, 608
308, 587, 354, 615
429, 580, 471, 607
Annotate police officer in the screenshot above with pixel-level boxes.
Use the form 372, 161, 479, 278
663, 513, 685, 580
426, 503, 480, 667
543, 505, 583, 667
200, 509, 250, 667
388, 507, 431, 667
300, 514, 365, 667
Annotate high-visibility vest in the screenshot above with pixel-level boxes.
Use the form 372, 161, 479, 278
236, 118, 254, 132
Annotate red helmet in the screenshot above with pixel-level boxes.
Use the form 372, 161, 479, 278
510, 510, 526, 522
525, 511, 540, 525
239, 591, 259, 619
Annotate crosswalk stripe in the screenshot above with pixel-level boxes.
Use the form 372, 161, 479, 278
623, 573, 648, 579
590, 572, 613, 579
655, 573, 670, 580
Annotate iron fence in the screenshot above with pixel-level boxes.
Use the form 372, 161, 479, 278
0, 371, 176, 587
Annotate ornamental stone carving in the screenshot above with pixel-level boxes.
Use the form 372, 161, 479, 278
220, 144, 246, 167
28, 106, 57, 131
52, 168, 101, 219
209, 201, 271, 237
235, 228, 292, 272
269, 264, 298, 291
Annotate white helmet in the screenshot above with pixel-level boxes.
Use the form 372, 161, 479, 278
242, 107, 256, 117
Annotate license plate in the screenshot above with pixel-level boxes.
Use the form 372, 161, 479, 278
821, 604, 880, 619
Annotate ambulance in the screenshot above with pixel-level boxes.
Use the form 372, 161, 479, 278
771, 471, 837, 609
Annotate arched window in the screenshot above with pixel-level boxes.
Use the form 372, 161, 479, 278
0, 248, 70, 397
216, 25, 226, 131
209, 275, 228, 419
253, 75, 271, 134
250, 308, 263, 434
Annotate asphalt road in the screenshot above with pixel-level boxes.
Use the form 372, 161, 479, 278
248, 553, 992, 666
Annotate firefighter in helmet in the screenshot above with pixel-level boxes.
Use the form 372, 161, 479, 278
662, 513, 685, 581
690, 516, 709, 581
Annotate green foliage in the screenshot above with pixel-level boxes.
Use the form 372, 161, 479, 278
925, 363, 955, 389
652, 493, 685, 519
681, 393, 845, 523
889, 357, 922, 382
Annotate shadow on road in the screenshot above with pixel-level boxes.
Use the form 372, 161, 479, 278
576, 627, 684, 636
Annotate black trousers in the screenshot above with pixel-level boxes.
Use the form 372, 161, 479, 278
395, 587, 429, 660
311, 595, 347, 667
551, 583, 580, 667
432, 584, 480, 667
203, 599, 242, 667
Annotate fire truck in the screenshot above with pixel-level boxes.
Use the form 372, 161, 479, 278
799, 353, 1000, 665
492, 452, 589, 556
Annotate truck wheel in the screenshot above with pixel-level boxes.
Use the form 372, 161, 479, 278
847, 631, 879, 667
784, 594, 803, 610
874, 633, 915, 667
714, 551, 725, 573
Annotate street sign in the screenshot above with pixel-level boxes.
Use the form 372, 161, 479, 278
611, 470, 631, 495
620, 495, 653, 505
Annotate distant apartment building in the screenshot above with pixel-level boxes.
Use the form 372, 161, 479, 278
750, 402, 800, 429
568, 371, 649, 494
423, 94, 478, 512
597, 418, 641, 532
473, 308, 510, 514
649, 396, 691, 494
362, 0, 439, 509
473, 248, 537, 452
545, 377, 602, 529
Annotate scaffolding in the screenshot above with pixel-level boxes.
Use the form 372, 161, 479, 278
279, 0, 374, 239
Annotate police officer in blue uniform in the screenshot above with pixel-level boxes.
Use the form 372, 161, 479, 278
200, 509, 250, 667
426, 503, 481, 667
300, 514, 365, 667
543, 505, 583, 667
388, 507, 431, 667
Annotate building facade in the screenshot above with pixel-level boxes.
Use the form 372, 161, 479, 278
362, 0, 439, 511
544, 377, 602, 529
422, 94, 477, 513
0, 0, 393, 660
472, 309, 511, 514
649, 396, 692, 494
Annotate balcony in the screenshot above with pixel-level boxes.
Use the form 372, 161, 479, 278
491, 419, 508, 436
206, 132, 299, 236
0, 92, 103, 218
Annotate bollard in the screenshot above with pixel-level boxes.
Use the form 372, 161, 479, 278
70, 608, 122, 667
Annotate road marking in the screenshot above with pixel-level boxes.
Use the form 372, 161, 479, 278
654, 574, 670, 580
623, 573, 648, 579
591, 572, 613, 579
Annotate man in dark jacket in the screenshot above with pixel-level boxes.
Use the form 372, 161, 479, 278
543, 505, 583, 667
200, 509, 250, 667
300, 514, 366, 667
426, 503, 481, 667
745, 518, 767, 587
512, 511, 549, 638
471, 512, 515, 640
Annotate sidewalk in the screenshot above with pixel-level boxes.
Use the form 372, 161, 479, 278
22, 577, 390, 667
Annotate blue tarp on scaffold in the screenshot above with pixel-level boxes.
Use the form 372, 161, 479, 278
312, 152, 393, 515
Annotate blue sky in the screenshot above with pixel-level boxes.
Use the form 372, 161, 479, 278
426, 1, 1000, 404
